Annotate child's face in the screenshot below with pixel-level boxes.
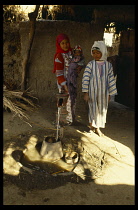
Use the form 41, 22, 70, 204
92, 50, 102, 61
74, 50, 81, 56
60, 39, 70, 51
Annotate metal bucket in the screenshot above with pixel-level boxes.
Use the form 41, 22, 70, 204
40, 137, 63, 161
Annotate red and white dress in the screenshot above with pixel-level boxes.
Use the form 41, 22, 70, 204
55, 51, 75, 123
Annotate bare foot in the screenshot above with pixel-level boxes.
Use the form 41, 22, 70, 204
89, 125, 96, 133
95, 128, 104, 137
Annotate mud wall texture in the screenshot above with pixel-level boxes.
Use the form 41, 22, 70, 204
19, 20, 104, 103
3, 23, 22, 89
3, 21, 135, 108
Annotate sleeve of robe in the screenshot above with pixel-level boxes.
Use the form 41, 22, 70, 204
108, 62, 117, 96
82, 61, 92, 93
55, 53, 66, 86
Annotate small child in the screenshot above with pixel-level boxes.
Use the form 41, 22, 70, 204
82, 41, 117, 136
67, 45, 85, 120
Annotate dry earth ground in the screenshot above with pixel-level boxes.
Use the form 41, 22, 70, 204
3, 100, 135, 205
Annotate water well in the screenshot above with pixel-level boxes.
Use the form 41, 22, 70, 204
19, 134, 79, 176
19, 93, 79, 175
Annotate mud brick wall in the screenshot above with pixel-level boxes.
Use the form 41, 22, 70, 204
19, 20, 104, 103
3, 23, 22, 89
3, 21, 135, 108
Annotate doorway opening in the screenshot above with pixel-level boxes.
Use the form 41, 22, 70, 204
103, 22, 121, 56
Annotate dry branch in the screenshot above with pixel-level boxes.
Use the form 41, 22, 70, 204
3, 85, 39, 124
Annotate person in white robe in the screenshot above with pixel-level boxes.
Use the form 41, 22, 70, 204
82, 41, 117, 136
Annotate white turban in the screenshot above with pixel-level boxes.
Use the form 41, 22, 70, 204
91, 41, 108, 61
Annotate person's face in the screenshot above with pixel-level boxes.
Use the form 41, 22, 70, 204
74, 50, 81, 56
60, 39, 70, 51
92, 50, 102, 61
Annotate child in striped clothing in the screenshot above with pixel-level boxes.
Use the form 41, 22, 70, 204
82, 41, 117, 136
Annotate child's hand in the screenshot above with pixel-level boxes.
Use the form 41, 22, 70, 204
61, 85, 68, 93
84, 92, 89, 102
108, 95, 111, 102
64, 85, 68, 93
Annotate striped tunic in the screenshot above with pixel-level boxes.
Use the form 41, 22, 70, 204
82, 60, 117, 128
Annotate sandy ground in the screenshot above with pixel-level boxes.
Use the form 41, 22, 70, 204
3, 100, 135, 205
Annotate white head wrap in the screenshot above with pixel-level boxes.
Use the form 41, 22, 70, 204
91, 41, 107, 61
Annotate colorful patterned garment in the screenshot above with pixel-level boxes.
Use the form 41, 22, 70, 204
68, 54, 85, 88
55, 51, 72, 87
55, 51, 74, 123
53, 33, 72, 74
82, 41, 117, 128
67, 54, 85, 117
54, 33, 76, 123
